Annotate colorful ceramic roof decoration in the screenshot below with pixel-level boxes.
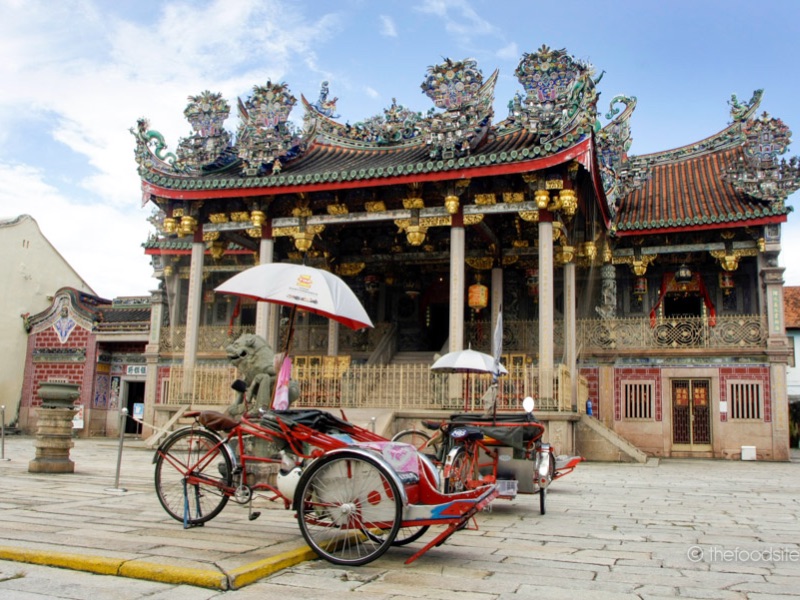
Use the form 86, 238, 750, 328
131, 45, 800, 240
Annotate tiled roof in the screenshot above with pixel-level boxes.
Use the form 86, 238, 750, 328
785, 286, 800, 329
140, 125, 592, 194
614, 146, 790, 234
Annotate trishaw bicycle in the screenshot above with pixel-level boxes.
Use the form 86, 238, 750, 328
153, 393, 499, 566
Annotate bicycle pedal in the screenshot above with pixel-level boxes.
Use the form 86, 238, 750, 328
248, 512, 261, 521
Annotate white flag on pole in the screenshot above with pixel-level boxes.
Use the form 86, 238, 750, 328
492, 307, 503, 378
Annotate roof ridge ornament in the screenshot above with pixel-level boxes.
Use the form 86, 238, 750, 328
236, 81, 305, 175
513, 45, 600, 141
724, 111, 800, 204
174, 91, 232, 172
420, 57, 496, 160
728, 89, 763, 123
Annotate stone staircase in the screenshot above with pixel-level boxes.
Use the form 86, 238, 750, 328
575, 414, 648, 463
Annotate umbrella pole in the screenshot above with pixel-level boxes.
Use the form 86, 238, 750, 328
464, 372, 470, 412
283, 305, 298, 355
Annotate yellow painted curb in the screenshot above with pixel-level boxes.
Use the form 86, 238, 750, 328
119, 560, 227, 590
0, 546, 227, 590
228, 546, 318, 589
0, 546, 123, 576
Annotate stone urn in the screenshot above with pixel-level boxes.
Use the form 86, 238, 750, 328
29, 380, 80, 474
37, 381, 81, 408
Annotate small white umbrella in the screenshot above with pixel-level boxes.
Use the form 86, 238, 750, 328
431, 347, 507, 412
431, 348, 508, 377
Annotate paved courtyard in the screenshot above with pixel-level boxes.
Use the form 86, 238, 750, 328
0, 434, 798, 598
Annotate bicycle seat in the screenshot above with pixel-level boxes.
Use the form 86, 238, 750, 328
196, 411, 240, 432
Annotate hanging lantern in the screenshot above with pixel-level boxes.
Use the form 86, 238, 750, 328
162, 217, 177, 235
634, 276, 648, 298
404, 278, 421, 298
526, 268, 539, 297
365, 274, 380, 295
468, 279, 489, 312
719, 271, 735, 295
674, 263, 693, 284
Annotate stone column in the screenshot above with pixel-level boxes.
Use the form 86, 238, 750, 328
449, 212, 466, 352
255, 222, 278, 349
182, 226, 205, 395
491, 266, 503, 356
327, 320, 339, 356
564, 260, 577, 410
538, 211, 554, 406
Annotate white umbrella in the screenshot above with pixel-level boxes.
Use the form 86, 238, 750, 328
431, 348, 508, 376
215, 263, 373, 353
431, 347, 507, 412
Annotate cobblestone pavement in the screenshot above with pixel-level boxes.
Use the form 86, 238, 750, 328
0, 434, 798, 599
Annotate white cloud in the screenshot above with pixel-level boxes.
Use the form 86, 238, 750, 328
380, 15, 398, 37
496, 42, 519, 61
0, 162, 157, 298
415, 0, 496, 37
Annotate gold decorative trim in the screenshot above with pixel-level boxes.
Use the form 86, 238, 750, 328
466, 257, 494, 270
403, 198, 425, 209
327, 203, 348, 215
365, 201, 386, 212
336, 262, 366, 276
474, 193, 496, 205
519, 210, 540, 222
502, 192, 525, 203
202, 231, 220, 242
462, 214, 484, 226
208, 213, 229, 224
230, 211, 249, 222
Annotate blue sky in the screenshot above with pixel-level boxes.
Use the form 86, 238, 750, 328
1, 0, 799, 298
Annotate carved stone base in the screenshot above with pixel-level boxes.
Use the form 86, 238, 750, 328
28, 407, 75, 474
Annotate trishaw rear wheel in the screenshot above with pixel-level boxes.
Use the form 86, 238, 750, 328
154, 428, 232, 525
296, 450, 402, 565
444, 446, 470, 493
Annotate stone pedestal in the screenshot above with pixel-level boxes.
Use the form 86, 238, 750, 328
28, 381, 80, 474
29, 408, 76, 473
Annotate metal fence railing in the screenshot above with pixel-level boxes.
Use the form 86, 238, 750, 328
160, 362, 579, 412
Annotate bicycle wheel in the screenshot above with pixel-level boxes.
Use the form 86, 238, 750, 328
532, 449, 555, 516
365, 523, 429, 546
154, 428, 232, 526
296, 450, 402, 566
444, 446, 471, 493
392, 428, 442, 463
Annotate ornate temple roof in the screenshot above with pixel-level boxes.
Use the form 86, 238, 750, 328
133, 46, 799, 244
614, 146, 790, 235
133, 47, 606, 203
613, 90, 796, 236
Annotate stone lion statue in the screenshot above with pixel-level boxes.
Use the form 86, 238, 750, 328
224, 333, 299, 417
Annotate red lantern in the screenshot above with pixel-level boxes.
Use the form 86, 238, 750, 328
634, 276, 648, 298
365, 274, 380, 295
468, 282, 489, 311
719, 272, 735, 295
526, 268, 539, 297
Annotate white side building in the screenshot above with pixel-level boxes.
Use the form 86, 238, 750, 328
0, 215, 95, 426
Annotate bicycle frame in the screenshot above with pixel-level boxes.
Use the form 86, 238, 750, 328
153, 404, 502, 566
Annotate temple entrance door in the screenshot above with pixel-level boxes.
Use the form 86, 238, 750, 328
124, 381, 145, 435
426, 303, 449, 351
671, 379, 711, 450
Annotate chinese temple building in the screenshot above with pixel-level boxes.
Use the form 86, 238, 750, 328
21, 45, 799, 460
